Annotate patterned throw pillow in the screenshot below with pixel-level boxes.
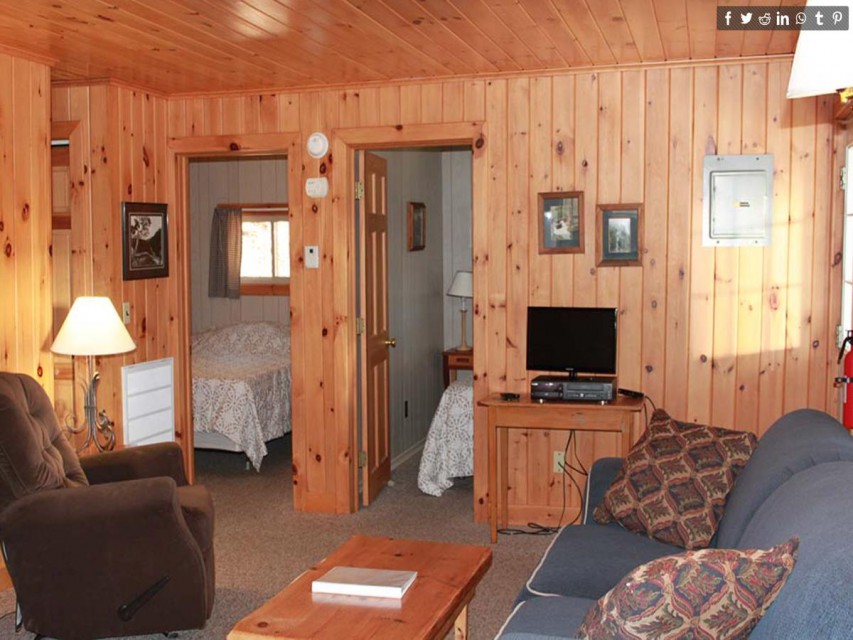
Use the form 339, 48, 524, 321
577, 537, 799, 640
594, 409, 757, 549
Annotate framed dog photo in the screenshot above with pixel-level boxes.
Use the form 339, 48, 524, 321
596, 204, 643, 267
538, 191, 584, 254
121, 202, 169, 280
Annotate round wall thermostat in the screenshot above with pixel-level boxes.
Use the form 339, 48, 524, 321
306, 132, 329, 159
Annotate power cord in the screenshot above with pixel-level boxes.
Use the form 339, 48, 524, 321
498, 430, 588, 536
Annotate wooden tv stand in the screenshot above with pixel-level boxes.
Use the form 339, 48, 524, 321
478, 393, 644, 543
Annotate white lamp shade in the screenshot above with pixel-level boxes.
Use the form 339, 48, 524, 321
447, 270, 473, 298
787, 0, 853, 98
51, 296, 136, 356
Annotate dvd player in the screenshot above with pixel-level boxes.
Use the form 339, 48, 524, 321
530, 375, 616, 402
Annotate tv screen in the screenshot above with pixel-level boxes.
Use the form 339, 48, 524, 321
526, 306, 617, 376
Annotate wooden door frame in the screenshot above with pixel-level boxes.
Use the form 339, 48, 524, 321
167, 132, 302, 483
335, 122, 486, 511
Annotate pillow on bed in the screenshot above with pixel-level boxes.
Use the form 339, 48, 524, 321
192, 322, 289, 357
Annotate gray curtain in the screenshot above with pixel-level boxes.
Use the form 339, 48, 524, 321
208, 207, 242, 299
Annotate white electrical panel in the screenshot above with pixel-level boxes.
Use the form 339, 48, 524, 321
703, 154, 773, 247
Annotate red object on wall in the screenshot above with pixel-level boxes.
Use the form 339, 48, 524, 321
835, 331, 853, 429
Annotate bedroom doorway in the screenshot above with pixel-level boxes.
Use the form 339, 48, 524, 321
355, 145, 474, 507
186, 154, 294, 473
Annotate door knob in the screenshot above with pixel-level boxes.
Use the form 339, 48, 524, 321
384, 337, 397, 348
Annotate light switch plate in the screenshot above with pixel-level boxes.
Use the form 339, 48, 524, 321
122, 302, 131, 325
305, 246, 319, 269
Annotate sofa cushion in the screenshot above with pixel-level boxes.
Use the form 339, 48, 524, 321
716, 408, 853, 549
577, 537, 798, 640
520, 522, 681, 602
734, 461, 853, 639
594, 409, 756, 549
0, 373, 88, 514
498, 595, 596, 640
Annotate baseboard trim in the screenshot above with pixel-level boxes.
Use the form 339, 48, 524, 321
391, 439, 425, 471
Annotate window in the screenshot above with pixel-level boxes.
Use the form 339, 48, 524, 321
240, 212, 290, 295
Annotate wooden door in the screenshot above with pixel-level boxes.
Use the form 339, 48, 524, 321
359, 151, 392, 506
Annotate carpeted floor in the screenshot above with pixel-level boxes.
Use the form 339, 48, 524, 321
0, 437, 555, 639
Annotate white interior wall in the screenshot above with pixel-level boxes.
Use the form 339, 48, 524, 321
189, 156, 290, 335
441, 150, 473, 360
378, 149, 445, 461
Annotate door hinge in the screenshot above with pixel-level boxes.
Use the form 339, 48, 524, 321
842, 166, 848, 192
354, 181, 364, 200
358, 451, 367, 468
355, 317, 365, 335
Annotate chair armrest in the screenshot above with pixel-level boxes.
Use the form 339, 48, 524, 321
583, 457, 623, 524
0, 478, 208, 633
80, 442, 188, 486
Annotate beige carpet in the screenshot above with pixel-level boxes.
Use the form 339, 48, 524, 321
0, 437, 555, 639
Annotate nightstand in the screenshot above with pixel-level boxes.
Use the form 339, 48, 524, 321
442, 348, 473, 388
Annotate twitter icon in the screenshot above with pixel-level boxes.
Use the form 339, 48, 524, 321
740, 12, 753, 24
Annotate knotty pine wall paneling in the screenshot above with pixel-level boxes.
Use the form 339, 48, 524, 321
0, 54, 52, 392
164, 61, 841, 523
50, 84, 176, 454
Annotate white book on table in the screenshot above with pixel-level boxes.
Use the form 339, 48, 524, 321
311, 566, 417, 599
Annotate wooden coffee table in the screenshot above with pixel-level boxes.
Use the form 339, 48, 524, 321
228, 535, 492, 640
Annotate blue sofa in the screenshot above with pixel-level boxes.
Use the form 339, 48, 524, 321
497, 409, 853, 639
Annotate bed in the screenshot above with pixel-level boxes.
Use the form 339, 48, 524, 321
192, 321, 292, 470
417, 378, 474, 496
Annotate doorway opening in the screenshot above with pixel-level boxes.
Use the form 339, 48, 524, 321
186, 154, 294, 474
355, 146, 474, 508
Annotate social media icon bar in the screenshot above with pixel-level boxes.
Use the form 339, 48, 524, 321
717, 6, 849, 30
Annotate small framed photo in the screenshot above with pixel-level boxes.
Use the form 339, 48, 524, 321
121, 202, 169, 280
407, 202, 426, 251
596, 204, 643, 267
538, 191, 584, 254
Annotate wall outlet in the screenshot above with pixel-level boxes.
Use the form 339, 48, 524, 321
553, 451, 565, 474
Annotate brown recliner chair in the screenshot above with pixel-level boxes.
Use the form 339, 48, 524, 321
0, 372, 215, 640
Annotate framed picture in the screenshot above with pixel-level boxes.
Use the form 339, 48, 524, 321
538, 191, 584, 254
121, 202, 169, 280
596, 204, 643, 267
407, 202, 426, 251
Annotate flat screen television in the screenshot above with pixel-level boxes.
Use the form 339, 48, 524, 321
526, 306, 617, 376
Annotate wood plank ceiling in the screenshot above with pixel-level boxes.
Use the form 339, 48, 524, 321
0, 0, 799, 95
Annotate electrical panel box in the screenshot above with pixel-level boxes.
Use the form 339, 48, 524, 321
703, 154, 773, 247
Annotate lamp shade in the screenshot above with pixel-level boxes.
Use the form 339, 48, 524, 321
787, 0, 853, 98
447, 270, 473, 298
51, 296, 136, 356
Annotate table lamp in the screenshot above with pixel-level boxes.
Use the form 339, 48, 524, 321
787, 0, 853, 102
51, 296, 137, 452
447, 270, 473, 352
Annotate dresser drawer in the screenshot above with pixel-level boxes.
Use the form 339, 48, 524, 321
447, 353, 473, 367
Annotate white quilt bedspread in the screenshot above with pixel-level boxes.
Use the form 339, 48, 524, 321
418, 379, 474, 496
192, 322, 291, 470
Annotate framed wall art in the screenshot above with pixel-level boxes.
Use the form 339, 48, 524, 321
122, 201, 169, 280
538, 191, 584, 254
595, 203, 643, 267
407, 201, 426, 251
